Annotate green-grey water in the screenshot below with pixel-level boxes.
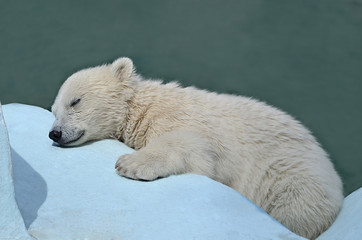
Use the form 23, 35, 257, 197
1, 1, 361, 195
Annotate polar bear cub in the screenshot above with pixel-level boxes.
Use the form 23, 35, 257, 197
49, 57, 343, 239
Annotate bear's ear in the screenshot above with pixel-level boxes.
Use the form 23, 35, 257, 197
111, 57, 134, 81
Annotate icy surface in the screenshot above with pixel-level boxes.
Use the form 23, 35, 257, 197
2, 103, 308, 239
0, 103, 33, 240
317, 187, 362, 240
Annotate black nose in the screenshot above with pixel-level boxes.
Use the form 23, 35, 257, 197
49, 130, 62, 142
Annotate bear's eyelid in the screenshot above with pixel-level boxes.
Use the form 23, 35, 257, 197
70, 98, 81, 107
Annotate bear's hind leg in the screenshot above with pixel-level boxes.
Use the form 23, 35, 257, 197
265, 175, 341, 239
115, 130, 217, 181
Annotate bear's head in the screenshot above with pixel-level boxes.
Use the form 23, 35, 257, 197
49, 57, 135, 146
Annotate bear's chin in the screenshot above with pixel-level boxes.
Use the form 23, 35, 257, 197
56, 130, 85, 147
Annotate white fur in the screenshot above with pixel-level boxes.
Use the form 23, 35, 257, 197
50, 57, 343, 239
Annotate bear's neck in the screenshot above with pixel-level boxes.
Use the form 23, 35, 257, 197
117, 79, 163, 150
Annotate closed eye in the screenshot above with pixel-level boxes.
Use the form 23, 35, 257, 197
70, 98, 81, 107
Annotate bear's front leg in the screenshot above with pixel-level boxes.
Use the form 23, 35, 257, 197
115, 130, 216, 181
